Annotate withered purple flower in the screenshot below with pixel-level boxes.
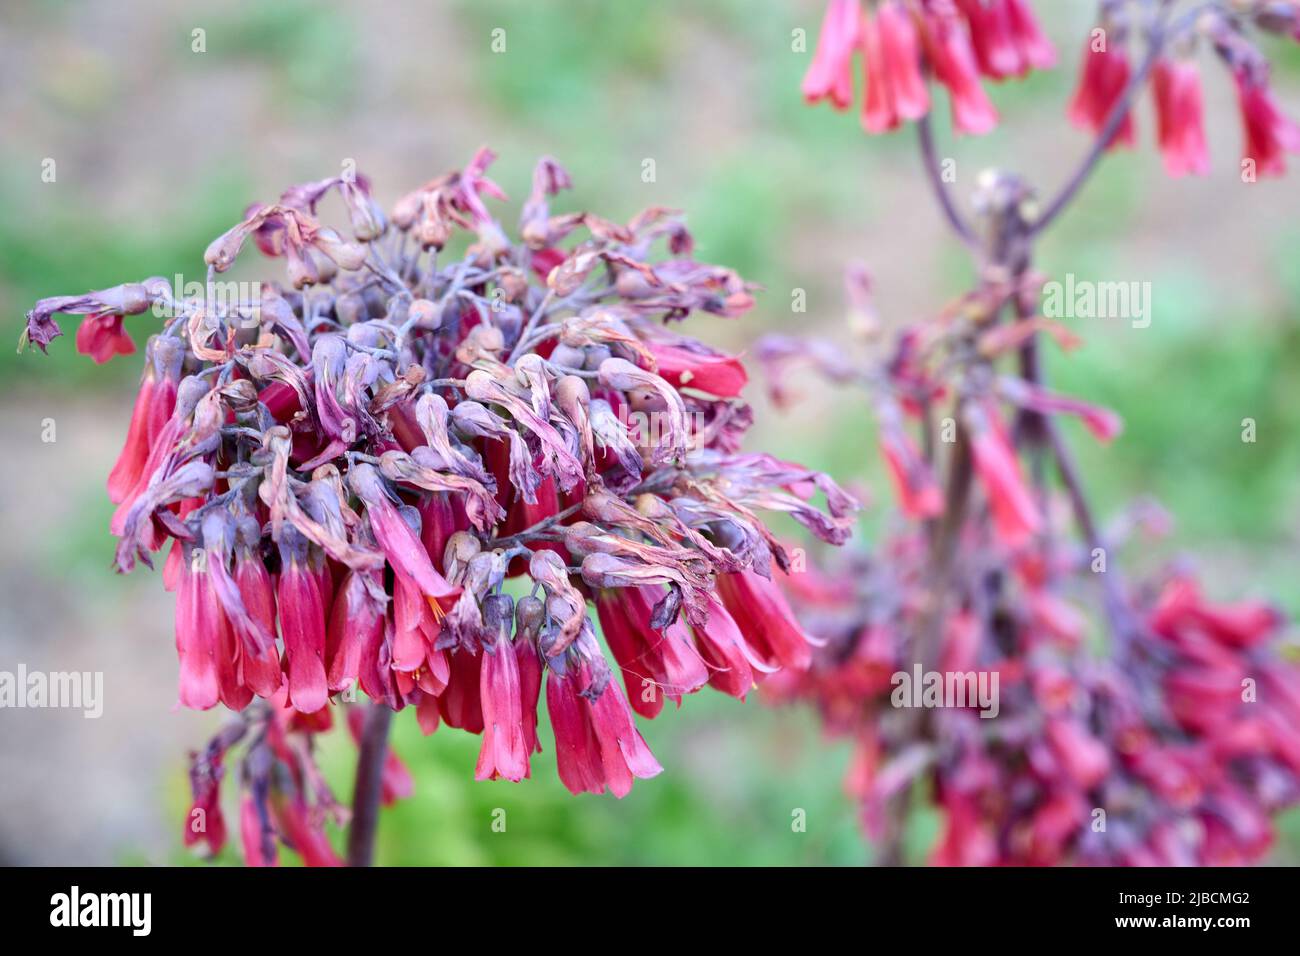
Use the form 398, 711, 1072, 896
23, 151, 854, 865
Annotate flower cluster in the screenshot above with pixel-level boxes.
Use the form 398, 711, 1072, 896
803, 0, 1055, 134
24, 150, 855, 863
759, 265, 1300, 865
782, 2, 1300, 865
804, 0, 1300, 176
185, 694, 411, 866
1069, 0, 1300, 176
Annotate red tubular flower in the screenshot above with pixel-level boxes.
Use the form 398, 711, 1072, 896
1151, 574, 1283, 649
920, 3, 999, 135
862, 0, 931, 133
516, 634, 543, 757
273, 796, 342, 867
1004, 0, 1055, 70
595, 586, 709, 717
715, 568, 815, 671
1067, 34, 1136, 149
546, 664, 662, 797
476, 630, 530, 783
802, 0, 860, 110
1232, 65, 1300, 177
547, 667, 606, 795
645, 341, 748, 398
418, 492, 463, 577
588, 666, 664, 797
1152, 59, 1210, 177
958, 0, 1055, 79
438, 646, 484, 732
389, 568, 447, 689
691, 593, 777, 700
326, 569, 384, 693
965, 403, 1040, 549
230, 524, 282, 698
1027, 787, 1085, 865
877, 409, 943, 518
107, 336, 183, 503
174, 557, 223, 710
240, 793, 277, 867
75, 311, 135, 364
349, 462, 461, 616
183, 759, 226, 856
276, 534, 329, 714
1164, 665, 1245, 735
958, 0, 1022, 79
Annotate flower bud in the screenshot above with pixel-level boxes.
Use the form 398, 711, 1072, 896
515, 594, 545, 641
550, 342, 586, 368
408, 298, 441, 330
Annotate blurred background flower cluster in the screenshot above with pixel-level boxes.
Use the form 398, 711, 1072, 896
1, 0, 1297, 865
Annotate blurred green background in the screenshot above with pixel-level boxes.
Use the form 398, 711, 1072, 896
0, 0, 1297, 865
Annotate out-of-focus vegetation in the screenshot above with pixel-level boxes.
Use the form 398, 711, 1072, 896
2, 0, 1297, 865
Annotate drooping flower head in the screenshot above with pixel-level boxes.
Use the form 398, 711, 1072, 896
24, 150, 855, 864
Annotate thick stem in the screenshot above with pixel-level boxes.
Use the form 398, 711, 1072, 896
346, 702, 394, 867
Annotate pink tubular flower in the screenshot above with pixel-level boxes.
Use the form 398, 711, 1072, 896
1150, 574, 1283, 650
546, 667, 605, 795
276, 532, 329, 714
390, 567, 446, 686
475, 595, 531, 782
645, 340, 748, 397
546, 664, 662, 797
349, 462, 461, 617
107, 335, 183, 503
596, 586, 709, 717
1067, 34, 1136, 149
802, 0, 860, 109
691, 593, 777, 700
877, 405, 943, 518
174, 556, 223, 710
437, 645, 484, 732
326, 569, 384, 693
958, 0, 1022, 79
75, 311, 135, 364
273, 796, 342, 867
879, 2, 931, 122
234, 547, 283, 698
1152, 59, 1210, 177
964, 403, 1040, 548
1232, 65, 1300, 177
958, 0, 1055, 79
920, 2, 999, 135
862, 1, 930, 133
183, 757, 226, 856
1004, 0, 1055, 70
715, 568, 815, 671
516, 631, 544, 757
